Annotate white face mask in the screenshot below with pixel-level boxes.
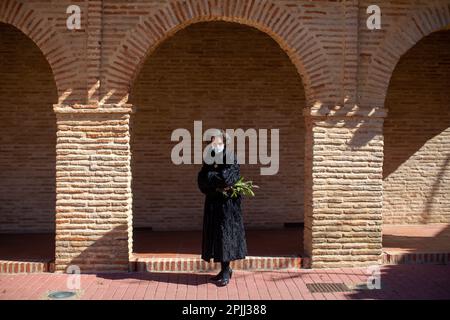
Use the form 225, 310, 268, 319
212, 143, 224, 153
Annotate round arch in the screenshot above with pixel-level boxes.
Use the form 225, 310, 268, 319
105, 0, 337, 107
361, 3, 450, 107
128, 20, 308, 264
0, 0, 78, 103
0, 20, 58, 265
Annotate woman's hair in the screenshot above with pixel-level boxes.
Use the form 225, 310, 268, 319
210, 128, 231, 145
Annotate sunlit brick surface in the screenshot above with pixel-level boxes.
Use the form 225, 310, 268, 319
1, 0, 450, 272
1, 265, 450, 300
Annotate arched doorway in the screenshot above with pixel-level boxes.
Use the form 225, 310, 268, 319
129, 21, 307, 271
0, 23, 57, 270
382, 29, 450, 260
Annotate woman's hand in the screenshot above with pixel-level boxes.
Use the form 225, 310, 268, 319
215, 186, 231, 193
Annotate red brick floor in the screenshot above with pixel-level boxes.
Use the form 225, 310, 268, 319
1, 265, 450, 300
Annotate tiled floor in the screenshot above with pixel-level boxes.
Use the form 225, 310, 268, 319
1, 264, 450, 300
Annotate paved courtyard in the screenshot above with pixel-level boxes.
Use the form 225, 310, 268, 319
1, 264, 449, 300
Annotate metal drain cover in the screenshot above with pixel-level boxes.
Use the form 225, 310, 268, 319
47, 291, 76, 300
306, 283, 351, 293
351, 283, 370, 291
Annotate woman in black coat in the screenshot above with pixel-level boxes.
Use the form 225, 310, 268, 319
197, 130, 248, 286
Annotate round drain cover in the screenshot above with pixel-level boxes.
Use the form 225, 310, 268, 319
48, 291, 76, 299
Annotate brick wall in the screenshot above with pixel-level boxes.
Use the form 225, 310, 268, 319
129, 21, 305, 230
102, 0, 344, 107
304, 115, 384, 267
0, 22, 57, 233
358, 1, 450, 107
54, 111, 132, 272
1, 0, 450, 271
383, 30, 450, 224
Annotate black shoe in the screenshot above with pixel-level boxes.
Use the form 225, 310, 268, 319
216, 268, 232, 287
209, 270, 224, 282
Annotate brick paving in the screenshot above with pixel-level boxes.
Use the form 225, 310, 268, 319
0, 264, 449, 300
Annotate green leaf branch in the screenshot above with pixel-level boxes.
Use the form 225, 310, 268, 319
222, 177, 259, 198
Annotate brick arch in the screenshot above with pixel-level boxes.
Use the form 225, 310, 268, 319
361, 3, 450, 107
0, 0, 78, 103
105, 0, 337, 107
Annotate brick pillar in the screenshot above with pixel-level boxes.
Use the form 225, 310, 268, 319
303, 107, 387, 268
54, 104, 134, 273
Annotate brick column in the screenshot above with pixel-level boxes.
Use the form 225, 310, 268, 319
303, 107, 387, 268
53, 104, 134, 273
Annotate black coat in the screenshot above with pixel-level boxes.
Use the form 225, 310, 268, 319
197, 147, 248, 263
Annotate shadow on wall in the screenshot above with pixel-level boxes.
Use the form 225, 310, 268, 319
422, 156, 450, 223
336, 30, 450, 299
320, 31, 450, 151
383, 30, 450, 179
60, 225, 130, 274
0, 22, 57, 234
383, 107, 450, 180
382, 224, 450, 253
310, 98, 386, 150
383, 30, 450, 224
